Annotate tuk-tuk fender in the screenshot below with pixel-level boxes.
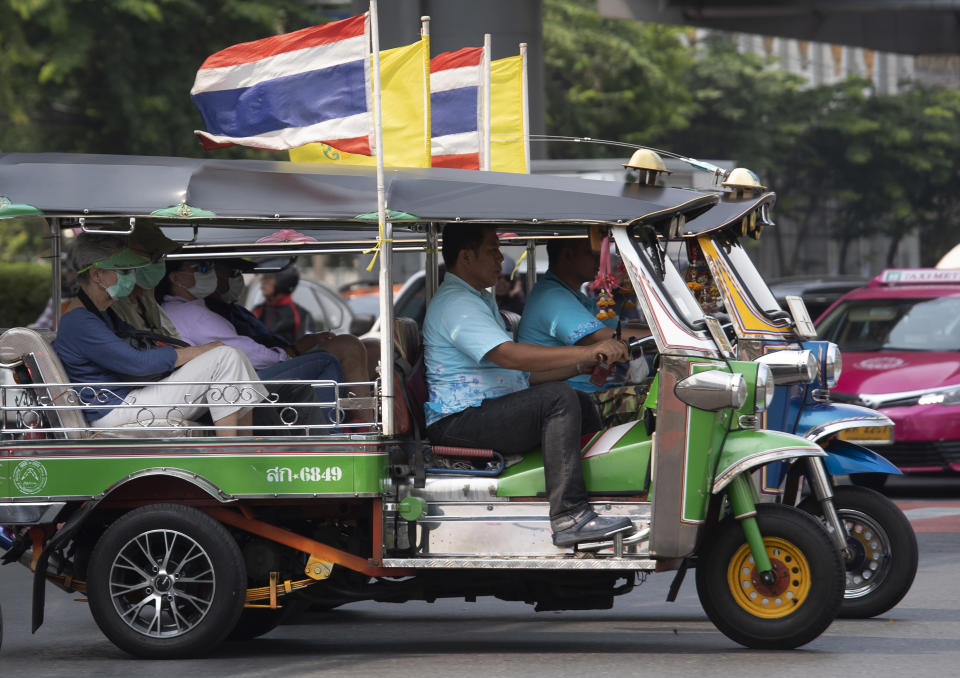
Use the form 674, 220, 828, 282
795, 401, 894, 441
822, 438, 902, 476
99, 467, 235, 503
713, 429, 825, 493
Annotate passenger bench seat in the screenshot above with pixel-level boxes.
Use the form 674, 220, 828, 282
0, 327, 202, 439
0, 327, 88, 439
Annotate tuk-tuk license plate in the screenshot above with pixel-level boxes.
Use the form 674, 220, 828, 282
837, 426, 893, 445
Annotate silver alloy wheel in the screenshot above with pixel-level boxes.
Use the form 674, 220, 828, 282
839, 509, 892, 599
108, 529, 216, 637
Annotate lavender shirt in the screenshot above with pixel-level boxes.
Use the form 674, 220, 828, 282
162, 296, 288, 369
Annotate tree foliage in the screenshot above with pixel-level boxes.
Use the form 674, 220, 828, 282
545, 22, 960, 273
4, 1, 960, 270
542, 0, 695, 157
0, 0, 322, 157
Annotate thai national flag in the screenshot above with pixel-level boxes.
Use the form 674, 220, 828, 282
191, 14, 372, 153
430, 47, 484, 169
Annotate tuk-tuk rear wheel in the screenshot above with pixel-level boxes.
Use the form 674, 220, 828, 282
86, 504, 247, 658
696, 503, 844, 649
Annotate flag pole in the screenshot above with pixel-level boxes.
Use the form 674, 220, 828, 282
482, 33, 492, 171
519, 42, 536, 293
370, 0, 394, 435
421, 16, 432, 169
422, 14, 439, 304
520, 42, 531, 175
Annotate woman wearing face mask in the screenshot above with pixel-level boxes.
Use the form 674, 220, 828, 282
112, 221, 184, 338
159, 260, 346, 420
52, 234, 266, 437
111, 258, 184, 339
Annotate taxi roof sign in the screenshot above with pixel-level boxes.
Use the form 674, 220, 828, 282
876, 268, 960, 285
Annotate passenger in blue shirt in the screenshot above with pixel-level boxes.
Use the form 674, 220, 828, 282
518, 238, 652, 427
423, 224, 635, 548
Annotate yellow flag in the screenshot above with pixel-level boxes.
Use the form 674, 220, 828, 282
490, 54, 527, 173
290, 37, 431, 168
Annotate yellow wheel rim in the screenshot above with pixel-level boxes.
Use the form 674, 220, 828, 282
726, 537, 812, 619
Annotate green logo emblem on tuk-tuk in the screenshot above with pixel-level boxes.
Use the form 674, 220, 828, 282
13, 460, 48, 495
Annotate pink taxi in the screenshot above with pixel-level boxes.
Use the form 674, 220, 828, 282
817, 268, 960, 477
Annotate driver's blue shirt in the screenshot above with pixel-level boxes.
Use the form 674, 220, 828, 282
423, 273, 529, 427
518, 271, 617, 393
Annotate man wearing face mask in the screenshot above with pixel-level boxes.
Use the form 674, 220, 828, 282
159, 260, 346, 419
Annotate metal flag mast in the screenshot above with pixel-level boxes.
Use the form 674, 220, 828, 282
482, 33, 492, 171
369, 0, 394, 435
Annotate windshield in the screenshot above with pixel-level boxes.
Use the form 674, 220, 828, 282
720, 240, 783, 315
626, 227, 706, 330
818, 297, 960, 352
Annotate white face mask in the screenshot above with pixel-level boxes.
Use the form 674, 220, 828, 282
221, 275, 245, 304
187, 269, 218, 299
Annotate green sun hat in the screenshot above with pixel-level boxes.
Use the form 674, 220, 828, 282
77, 248, 152, 274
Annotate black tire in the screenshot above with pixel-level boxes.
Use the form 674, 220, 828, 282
850, 472, 888, 492
86, 504, 247, 658
696, 503, 844, 649
799, 485, 918, 618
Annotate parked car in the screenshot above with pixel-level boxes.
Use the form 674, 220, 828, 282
339, 280, 403, 319
816, 268, 960, 481
768, 275, 869, 322
244, 276, 375, 336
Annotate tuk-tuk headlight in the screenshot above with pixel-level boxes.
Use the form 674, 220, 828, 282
824, 342, 842, 388
756, 349, 819, 385
754, 363, 775, 413
674, 370, 747, 411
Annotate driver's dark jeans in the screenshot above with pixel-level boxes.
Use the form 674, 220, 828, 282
426, 382, 602, 531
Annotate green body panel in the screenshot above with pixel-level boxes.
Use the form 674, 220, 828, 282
0, 458, 8, 496
726, 360, 760, 417
495, 422, 652, 497
715, 429, 822, 481
1, 442, 387, 499
678, 361, 734, 523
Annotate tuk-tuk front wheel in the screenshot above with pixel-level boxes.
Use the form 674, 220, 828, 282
86, 504, 247, 658
696, 503, 844, 649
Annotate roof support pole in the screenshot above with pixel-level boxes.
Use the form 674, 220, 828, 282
370, 0, 395, 435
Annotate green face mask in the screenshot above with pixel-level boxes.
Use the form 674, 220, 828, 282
106, 270, 137, 300
135, 260, 166, 289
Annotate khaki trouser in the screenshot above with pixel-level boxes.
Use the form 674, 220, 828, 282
95, 346, 267, 427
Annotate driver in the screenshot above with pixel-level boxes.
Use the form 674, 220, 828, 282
423, 224, 635, 548
518, 237, 652, 428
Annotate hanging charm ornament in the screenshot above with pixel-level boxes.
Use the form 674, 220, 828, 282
588, 233, 619, 320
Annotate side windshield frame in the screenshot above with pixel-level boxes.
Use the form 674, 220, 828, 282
712, 232, 789, 321
625, 224, 709, 334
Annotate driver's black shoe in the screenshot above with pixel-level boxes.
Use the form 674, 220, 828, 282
552, 511, 636, 547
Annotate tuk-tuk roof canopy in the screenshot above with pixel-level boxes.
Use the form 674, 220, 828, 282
673, 191, 777, 239
0, 153, 718, 230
